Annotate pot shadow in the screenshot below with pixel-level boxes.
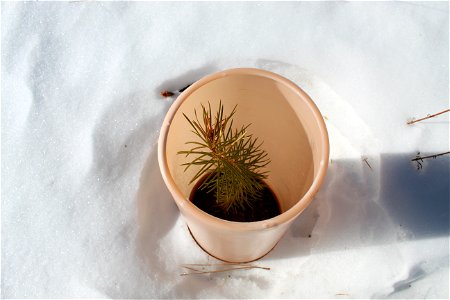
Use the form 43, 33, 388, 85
154, 63, 218, 97
264, 152, 449, 261
378, 153, 449, 238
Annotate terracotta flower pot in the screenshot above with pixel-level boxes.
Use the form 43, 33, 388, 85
158, 68, 329, 262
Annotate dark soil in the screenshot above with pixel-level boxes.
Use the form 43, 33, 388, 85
190, 175, 281, 222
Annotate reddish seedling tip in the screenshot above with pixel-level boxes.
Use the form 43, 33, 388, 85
160, 90, 175, 98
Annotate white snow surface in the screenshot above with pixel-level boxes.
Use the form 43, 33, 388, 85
1, 2, 449, 298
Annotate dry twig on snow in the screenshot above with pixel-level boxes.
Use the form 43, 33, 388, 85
412, 151, 450, 170
407, 108, 449, 125
180, 263, 270, 276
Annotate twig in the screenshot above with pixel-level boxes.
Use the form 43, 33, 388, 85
178, 83, 192, 93
411, 151, 450, 162
181, 266, 264, 276
180, 263, 270, 276
182, 263, 267, 267
362, 157, 373, 171
407, 109, 450, 125
412, 151, 450, 170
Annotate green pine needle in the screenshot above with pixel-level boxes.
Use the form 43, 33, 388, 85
178, 101, 270, 212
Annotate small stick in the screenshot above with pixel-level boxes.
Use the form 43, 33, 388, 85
411, 151, 450, 162
181, 266, 267, 276
180, 263, 270, 276
178, 83, 192, 93
181, 263, 270, 270
407, 108, 450, 125
362, 157, 373, 171
182, 263, 266, 267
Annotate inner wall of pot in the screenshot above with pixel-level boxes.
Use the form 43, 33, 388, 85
166, 74, 316, 212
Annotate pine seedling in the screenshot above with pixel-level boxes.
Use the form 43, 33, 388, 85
178, 101, 270, 212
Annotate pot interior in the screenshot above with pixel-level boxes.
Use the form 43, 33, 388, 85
165, 72, 320, 213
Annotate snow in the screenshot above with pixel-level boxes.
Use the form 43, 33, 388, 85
1, 1, 449, 298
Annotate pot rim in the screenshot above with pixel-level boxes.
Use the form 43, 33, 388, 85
158, 68, 329, 231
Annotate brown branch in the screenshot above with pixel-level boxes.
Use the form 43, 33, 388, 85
412, 151, 450, 170
407, 109, 450, 125
411, 151, 450, 162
